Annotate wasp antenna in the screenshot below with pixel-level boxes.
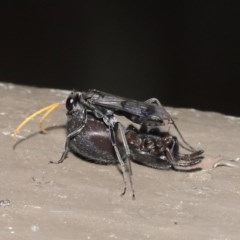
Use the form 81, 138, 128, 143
12, 102, 62, 138
39, 102, 62, 133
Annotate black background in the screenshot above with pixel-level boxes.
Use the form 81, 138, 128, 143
1, 2, 239, 116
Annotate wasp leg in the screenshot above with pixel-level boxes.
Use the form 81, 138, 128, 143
117, 122, 135, 199
164, 145, 178, 166
50, 116, 87, 164
145, 98, 162, 106
106, 116, 135, 199
163, 135, 203, 168
83, 98, 135, 198
145, 97, 197, 153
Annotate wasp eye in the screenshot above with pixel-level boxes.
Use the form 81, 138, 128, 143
66, 96, 74, 111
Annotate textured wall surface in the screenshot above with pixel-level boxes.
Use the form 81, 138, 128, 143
1, 82, 240, 239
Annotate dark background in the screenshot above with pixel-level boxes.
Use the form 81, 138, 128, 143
1, 2, 239, 116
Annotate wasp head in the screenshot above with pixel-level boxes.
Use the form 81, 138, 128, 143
66, 91, 84, 112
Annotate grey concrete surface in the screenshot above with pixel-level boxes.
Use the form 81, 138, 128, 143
0, 82, 240, 240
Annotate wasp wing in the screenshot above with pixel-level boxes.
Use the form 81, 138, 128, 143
83, 90, 171, 125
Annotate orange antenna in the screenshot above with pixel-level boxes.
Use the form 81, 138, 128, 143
12, 101, 62, 138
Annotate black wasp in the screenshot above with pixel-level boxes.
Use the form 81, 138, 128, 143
13, 89, 204, 198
